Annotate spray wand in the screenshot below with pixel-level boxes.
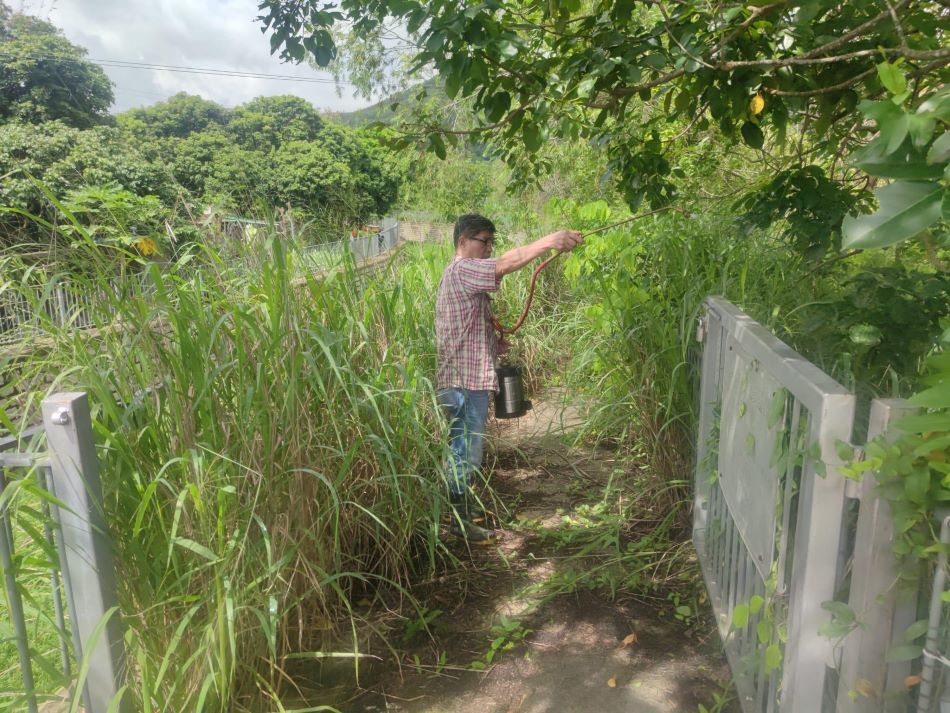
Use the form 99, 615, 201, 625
490, 206, 674, 335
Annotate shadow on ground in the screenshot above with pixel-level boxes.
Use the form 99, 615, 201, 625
286, 391, 738, 713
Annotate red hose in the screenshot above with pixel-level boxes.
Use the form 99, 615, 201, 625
490, 252, 561, 335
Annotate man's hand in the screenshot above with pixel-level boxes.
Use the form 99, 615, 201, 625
544, 229, 584, 252
495, 228, 584, 277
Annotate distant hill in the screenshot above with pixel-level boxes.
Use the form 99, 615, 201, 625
328, 80, 442, 127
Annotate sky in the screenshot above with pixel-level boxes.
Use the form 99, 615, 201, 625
18, 0, 374, 114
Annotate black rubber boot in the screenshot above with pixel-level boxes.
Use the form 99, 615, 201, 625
448, 492, 486, 524
448, 512, 496, 545
445, 492, 494, 543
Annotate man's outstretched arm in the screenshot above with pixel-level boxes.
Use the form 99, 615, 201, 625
494, 230, 584, 277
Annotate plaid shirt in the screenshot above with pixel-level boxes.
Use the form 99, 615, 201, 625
436, 257, 502, 391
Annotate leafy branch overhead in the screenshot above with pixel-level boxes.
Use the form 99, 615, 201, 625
260, 0, 949, 224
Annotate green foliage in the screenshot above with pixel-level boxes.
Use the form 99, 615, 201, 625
842, 81, 949, 251
261, 0, 948, 223
0, 121, 178, 244
736, 166, 870, 259
0, 7, 113, 128
227, 94, 324, 150
469, 617, 532, 671
844, 348, 950, 574
115, 94, 401, 221
122, 92, 231, 139
58, 184, 166, 255
1, 234, 455, 710
802, 265, 950, 390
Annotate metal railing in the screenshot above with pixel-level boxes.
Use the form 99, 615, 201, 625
693, 296, 929, 713
0, 272, 153, 347
0, 393, 127, 713
2, 218, 405, 349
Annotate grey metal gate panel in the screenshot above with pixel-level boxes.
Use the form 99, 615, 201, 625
694, 297, 856, 713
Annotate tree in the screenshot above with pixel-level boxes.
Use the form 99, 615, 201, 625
0, 5, 113, 127
122, 92, 231, 139
0, 121, 178, 243
259, 0, 949, 253
227, 94, 325, 150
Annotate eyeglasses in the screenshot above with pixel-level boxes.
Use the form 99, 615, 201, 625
467, 235, 495, 247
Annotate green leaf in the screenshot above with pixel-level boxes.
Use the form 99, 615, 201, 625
848, 324, 882, 346
841, 181, 944, 250
834, 439, 855, 461
767, 389, 786, 428
859, 100, 908, 154
485, 91, 511, 123
745, 433, 755, 455
909, 380, 950, 408
173, 537, 220, 562
904, 619, 930, 642
749, 595, 764, 615
732, 604, 750, 629
757, 620, 771, 643
877, 60, 907, 97
904, 468, 930, 504
927, 132, 950, 164
853, 141, 945, 179
741, 121, 764, 149
577, 77, 597, 99
497, 39, 518, 58
428, 133, 446, 160
885, 644, 922, 663
822, 600, 856, 625
523, 123, 542, 152
445, 72, 462, 99
765, 643, 782, 672
908, 114, 936, 149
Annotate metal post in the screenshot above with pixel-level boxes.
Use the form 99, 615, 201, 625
693, 302, 722, 537
917, 515, 950, 713
42, 393, 129, 713
837, 398, 916, 711
781, 391, 855, 713
42, 466, 72, 678
0, 468, 40, 713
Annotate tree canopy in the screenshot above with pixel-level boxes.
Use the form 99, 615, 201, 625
123, 92, 231, 139
0, 4, 113, 127
259, 0, 949, 254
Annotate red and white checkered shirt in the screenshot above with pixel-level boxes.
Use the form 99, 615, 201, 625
436, 257, 502, 391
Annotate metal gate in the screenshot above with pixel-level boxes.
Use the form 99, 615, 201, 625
693, 297, 927, 713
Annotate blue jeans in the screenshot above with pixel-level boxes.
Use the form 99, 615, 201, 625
437, 388, 490, 496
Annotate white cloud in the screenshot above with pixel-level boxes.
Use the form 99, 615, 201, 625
20, 0, 372, 113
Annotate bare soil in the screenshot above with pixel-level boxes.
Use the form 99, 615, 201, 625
287, 392, 737, 713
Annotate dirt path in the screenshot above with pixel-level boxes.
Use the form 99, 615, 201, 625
293, 392, 736, 713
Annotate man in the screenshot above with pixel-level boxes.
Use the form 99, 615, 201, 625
435, 213, 583, 543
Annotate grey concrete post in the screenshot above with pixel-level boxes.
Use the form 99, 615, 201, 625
42, 393, 129, 713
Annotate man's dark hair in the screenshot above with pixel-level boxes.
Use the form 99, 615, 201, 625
453, 213, 495, 248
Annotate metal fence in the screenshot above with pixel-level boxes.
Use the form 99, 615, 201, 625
0, 393, 127, 713
299, 217, 400, 273
694, 296, 936, 713
1, 218, 406, 349
0, 272, 153, 347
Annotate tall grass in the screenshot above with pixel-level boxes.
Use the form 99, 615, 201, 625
554, 209, 824, 521
1, 226, 457, 710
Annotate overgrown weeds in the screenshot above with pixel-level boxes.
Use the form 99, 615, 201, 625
0, 223, 459, 711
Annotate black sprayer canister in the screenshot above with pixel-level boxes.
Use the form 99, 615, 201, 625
494, 365, 532, 419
